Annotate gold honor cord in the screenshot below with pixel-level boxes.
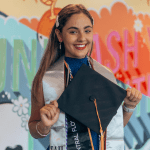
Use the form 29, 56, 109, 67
88, 127, 95, 150
87, 98, 105, 150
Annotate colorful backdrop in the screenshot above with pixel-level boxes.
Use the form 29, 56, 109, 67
1, 0, 150, 149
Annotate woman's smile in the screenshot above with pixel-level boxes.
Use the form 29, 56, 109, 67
74, 44, 87, 50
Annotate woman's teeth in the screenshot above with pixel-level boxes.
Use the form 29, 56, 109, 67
75, 45, 85, 47
74, 44, 87, 50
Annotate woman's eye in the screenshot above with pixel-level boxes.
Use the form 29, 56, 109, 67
70, 31, 77, 34
85, 30, 91, 33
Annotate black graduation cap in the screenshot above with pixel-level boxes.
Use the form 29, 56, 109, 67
57, 64, 126, 134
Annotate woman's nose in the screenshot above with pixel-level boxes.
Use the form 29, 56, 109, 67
77, 32, 86, 42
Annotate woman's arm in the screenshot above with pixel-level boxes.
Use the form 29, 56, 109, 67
28, 97, 50, 139
28, 84, 60, 139
123, 87, 142, 127
123, 109, 133, 127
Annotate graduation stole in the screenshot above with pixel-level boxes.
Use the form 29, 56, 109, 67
43, 56, 124, 150
64, 60, 107, 150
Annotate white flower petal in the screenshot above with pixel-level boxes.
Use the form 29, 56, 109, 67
21, 117, 26, 121
18, 95, 23, 102
25, 114, 30, 120
25, 123, 29, 131
24, 103, 29, 108
23, 98, 28, 103
13, 106, 19, 112
23, 107, 28, 114
21, 121, 26, 127
14, 100, 19, 106
18, 108, 23, 116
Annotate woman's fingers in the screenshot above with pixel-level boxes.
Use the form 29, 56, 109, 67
42, 101, 58, 119
126, 87, 132, 98
52, 108, 60, 121
45, 105, 56, 119
124, 87, 142, 108
40, 108, 51, 120
40, 100, 60, 126
51, 100, 58, 108
124, 97, 136, 106
132, 90, 140, 102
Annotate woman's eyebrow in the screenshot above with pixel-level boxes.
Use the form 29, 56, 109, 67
84, 26, 93, 29
67, 27, 78, 30
67, 26, 92, 30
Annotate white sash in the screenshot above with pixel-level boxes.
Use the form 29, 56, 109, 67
42, 56, 124, 150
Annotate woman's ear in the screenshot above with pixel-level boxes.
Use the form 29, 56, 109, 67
55, 29, 63, 42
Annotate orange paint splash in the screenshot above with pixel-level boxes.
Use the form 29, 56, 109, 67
37, 8, 61, 37
19, 18, 39, 32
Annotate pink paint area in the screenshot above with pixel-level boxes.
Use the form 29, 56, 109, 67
132, 76, 145, 91
93, 34, 102, 64
124, 30, 138, 71
107, 31, 121, 73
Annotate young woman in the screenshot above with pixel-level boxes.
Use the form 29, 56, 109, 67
28, 4, 142, 150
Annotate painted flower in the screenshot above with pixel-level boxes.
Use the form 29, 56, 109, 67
21, 114, 30, 131
134, 18, 143, 32
12, 95, 29, 116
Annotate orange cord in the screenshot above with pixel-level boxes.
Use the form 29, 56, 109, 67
88, 127, 95, 150
94, 99, 105, 150
64, 60, 73, 79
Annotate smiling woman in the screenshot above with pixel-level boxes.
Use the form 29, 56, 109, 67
28, 4, 142, 150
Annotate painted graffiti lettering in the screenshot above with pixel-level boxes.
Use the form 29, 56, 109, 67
107, 31, 121, 73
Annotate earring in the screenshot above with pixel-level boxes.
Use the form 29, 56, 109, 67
59, 42, 61, 50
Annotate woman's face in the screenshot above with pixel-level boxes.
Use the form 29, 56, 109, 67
59, 13, 93, 58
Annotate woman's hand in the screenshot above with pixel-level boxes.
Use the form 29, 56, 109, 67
40, 100, 60, 127
124, 87, 142, 109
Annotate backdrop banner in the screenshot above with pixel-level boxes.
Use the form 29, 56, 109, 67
1, 0, 150, 150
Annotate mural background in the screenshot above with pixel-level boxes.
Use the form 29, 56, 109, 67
1, 0, 150, 149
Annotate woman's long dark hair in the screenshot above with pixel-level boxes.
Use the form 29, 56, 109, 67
31, 4, 94, 103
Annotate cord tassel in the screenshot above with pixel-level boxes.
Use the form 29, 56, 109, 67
94, 99, 105, 150
100, 133, 104, 150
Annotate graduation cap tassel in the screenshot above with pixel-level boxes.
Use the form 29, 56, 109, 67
88, 128, 95, 150
93, 99, 105, 150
